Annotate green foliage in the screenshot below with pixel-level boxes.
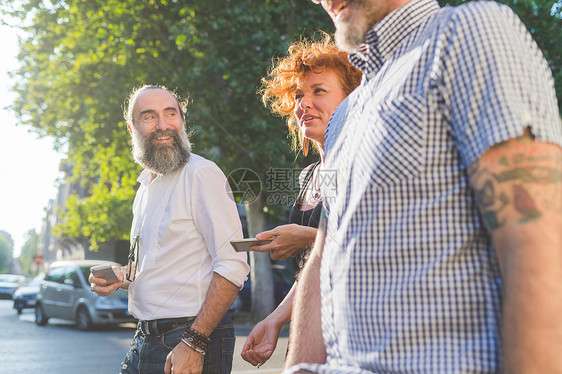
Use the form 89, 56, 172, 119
438, 0, 562, 114
0, 236, 13, 273
19, 229, 39, 276
3, 0, 559, 249
53, 145, 139, 250
3, 0, 332, 248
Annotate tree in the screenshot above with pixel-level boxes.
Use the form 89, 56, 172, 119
0, 235, 13, 273
2, 0, 332, 317
19, 229, 40, 277
4, 0, 558, 318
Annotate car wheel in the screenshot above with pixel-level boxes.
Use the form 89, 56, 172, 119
16, 307, 23, 315
35, 303, 48, 326
76, 306, 93, 331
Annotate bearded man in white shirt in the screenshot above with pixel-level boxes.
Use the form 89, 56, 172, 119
90, 84, 250, 374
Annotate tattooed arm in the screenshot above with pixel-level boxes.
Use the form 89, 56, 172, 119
468, 129, 562, 373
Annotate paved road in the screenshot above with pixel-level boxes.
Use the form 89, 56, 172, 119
0, 300, 287, 373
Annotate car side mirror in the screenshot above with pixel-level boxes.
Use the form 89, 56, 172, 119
64, 278, 75, 287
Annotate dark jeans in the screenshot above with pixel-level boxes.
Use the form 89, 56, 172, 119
121, 314, 235, 374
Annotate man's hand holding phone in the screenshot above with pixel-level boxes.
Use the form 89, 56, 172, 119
89, 264, 126, 296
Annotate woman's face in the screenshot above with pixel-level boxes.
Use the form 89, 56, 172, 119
294, 69, 347, 150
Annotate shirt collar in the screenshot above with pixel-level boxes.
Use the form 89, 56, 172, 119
137, 169, 155, 185
349, 0, 440, 75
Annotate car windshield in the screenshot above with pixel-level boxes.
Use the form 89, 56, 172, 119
26, 276, 44, 287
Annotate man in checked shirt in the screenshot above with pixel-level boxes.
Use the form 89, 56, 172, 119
285, 0, 562, 373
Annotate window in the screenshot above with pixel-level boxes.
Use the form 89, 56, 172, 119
45, 267, 66, 284
65, 269, 82, 288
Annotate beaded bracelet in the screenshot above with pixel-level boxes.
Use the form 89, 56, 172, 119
183, 327, 210, 352
181, 338, 206, 356
186, 326, 211, 344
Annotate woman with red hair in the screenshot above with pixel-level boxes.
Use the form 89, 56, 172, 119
241, 33, 361, 367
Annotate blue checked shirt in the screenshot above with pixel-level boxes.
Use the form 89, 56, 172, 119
286, 0, 562, 373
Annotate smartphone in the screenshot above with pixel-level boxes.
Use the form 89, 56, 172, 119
90, 264, 119, 284
230, 238, 272, 252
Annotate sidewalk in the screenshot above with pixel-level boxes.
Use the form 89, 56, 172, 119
233, 323, 289, 374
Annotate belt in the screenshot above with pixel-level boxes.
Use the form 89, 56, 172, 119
138, 317, 195, 336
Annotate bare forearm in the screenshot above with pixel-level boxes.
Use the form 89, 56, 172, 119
164, 274, 236, 374
469, 134, 562, 371
500, 228, 562, 372
284, 221, 327, 367
266, 282, 296, 328
191, 272, 239, 336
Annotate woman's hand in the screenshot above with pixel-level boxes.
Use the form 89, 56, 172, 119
241, 284, 295, 367
240, 316, 283, 366
251, 224, 317, 261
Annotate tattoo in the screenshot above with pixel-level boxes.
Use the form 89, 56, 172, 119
494, 167, 562, 184
485, 191, 508, 229
473, 179, 509, 230
474, 180, 495, 207
470, 135, 562, 231
467, 160, 488, 184
512, 184, 541, 222
482, 211, 506, 230
512, 152, 553, 164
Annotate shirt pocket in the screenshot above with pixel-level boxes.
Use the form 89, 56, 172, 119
354, 93, 428, 190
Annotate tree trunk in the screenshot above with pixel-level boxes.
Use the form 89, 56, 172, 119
245, 194, 275, 320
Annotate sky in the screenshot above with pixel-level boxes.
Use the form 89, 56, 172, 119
0, 24, 65, 258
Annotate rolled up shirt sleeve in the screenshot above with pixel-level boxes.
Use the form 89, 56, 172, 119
191, 163, 250, 288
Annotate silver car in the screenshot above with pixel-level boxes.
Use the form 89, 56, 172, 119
0, 274, 26, 299
13, 274, 44, 314
35, 260, 135, 330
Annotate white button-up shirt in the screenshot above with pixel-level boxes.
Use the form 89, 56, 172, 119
128, 153, 249, 320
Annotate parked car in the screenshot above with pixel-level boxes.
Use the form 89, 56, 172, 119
0, 274, 27, 299
13, 274, 44, 314
35, 260, 135, 330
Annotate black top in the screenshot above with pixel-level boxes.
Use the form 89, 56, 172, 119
288, 161, 322, 272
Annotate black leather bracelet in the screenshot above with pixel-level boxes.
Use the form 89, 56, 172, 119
185, 326, 211, 344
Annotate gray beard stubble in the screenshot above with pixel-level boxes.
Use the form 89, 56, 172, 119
334, 0, 380, 52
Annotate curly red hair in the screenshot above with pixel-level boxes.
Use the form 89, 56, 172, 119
261, 33, 362, 154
